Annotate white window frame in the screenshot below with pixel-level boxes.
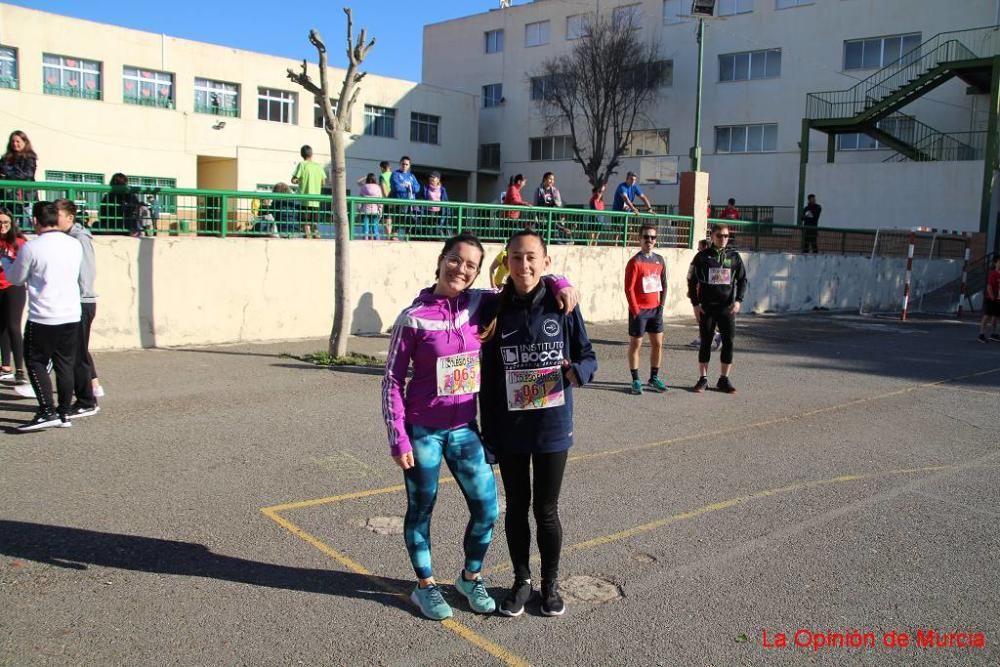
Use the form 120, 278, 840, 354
566, 14, 591, 40
627, 129, 671, 156
410, 112, 440, 145
613, 4, 643, 30
313, 98, 340, 129
363, 105, 396, 138
0, 46, 18, 89
718, 0, 753, 16
525, 20, 550, 48
44, 170, 104, 210
719, 49, 781, 82
123, 66, 174, 109
663, 0, 689, 25
257, 87, 297, 124
482, 83, 503, 108
43, 53, 101, 99
529, 135, 574, 161
843, 33, 922, 71
485, 29, 504, 54
195, 78, 240, 117
715, 123, 778, 153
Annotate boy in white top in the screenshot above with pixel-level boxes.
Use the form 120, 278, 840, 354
0, 201, 85, 431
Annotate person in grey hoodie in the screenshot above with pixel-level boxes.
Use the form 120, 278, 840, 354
55, 199, 101, 410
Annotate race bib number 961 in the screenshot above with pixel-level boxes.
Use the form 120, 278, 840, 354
505, 366, 565, 411
436, 352, 481, 397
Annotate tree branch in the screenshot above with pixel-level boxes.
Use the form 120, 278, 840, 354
286, 59, 322, 97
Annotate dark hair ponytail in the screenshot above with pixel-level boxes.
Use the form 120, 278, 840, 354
508, 173, 524, 187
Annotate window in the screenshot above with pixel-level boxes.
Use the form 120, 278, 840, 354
719, 49, 781, 81
195, 78, 239, 117
364, 105, 395, 138
410, 112, 440, 144
836, 133, 878, 151
624, 60, 673, 89
715, 123, 778, 153
837, 115, 916, 150
627, 129, 670, 156
0, 46, 17, 89
663, 0, 689, 25
525, 21, 550, 47
313, 98, 339, 128
128, 175, 178, 214
530, 75, 558, 101
257, 87, 297, 123
529, 135, 574, 161
613, 4, 642, 29
44, 170, 104, 211
719, 0, 753, 15
485, 29, 504, 53
123, 67, 174, 109
479, 143, 501, 170
566, 14, 591, 40
776, 0, 813, 7
482, 83, 503, 108
844, 33, 921, 70
43, 53, 101, 99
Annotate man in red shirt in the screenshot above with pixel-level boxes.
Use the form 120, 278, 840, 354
625, 222, 668, 395
979, 256, 1000, 343
721, 198, 741, 220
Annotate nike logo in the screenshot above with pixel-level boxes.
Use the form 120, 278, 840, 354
501, 330, 518, 339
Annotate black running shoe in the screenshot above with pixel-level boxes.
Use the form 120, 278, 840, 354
540, 579, 565, 617
499, 579, 533, 617
991, 334, 1000, 342
693, 376, 709, 393
978, 334, 989, 344
67, 403, 101, 419
17, 411, 67, 432
717, 376, 737, 394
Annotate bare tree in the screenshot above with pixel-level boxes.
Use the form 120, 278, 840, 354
287, 8, 375, 357
532, 15, 668, 188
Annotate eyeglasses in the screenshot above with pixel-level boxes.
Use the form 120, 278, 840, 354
641, 235, 657, 241
443, 255, 480, 273
714, 234, 730, 238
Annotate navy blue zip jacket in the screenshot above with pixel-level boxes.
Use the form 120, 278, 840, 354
479, 282, 597, 455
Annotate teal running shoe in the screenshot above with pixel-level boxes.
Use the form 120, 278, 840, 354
630, 379, 643, 395
455, 572, 496, 614
648, 376, 667, 392
410, 584, 453, 621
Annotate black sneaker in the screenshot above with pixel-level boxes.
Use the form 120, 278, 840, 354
17, 411, 67, 432
67, 403, 101, 419
540, 579, 565, 617
978, 334, 989, 344
499, 579, 533, 617
717, 376, 737, 394
693, 376, 709, 393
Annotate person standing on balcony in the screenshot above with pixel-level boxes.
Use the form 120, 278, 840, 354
420, 171, 449, 238
534, 172, 572, 242
98, 173, 142, 235
389, 156, 421, 240
291, 145, 326, 239
0, 131, 37, 228
356, 173, 383, 240
801, 193, 822, 253
613, 172, 653, 214
721, 198, 741, 220
504, 174, 530, 229
625, 221, 668, 395
378, 160, 394, 239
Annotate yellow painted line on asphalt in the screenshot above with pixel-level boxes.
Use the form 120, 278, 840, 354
260, 506, 531, 667
261, 367, 1000, 512
483, 463, 967, 576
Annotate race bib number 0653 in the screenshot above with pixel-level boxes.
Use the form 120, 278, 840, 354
505, 366, 565, 411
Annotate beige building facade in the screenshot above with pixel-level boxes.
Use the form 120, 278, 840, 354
0, 4, 479, 200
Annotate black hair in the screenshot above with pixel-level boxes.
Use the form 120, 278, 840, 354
301, 145, 313, 159
365, 173, 377, 184
32, 201, 59, 228
434, 232, 485, 280
400, 155, 411, 163
508, 173, 525, 186
807, 193, 816, 200
727, 197, 736, 206
542, 172, 554, 181
109, 172, 128, 187
53, 198, 77, 218
379, 160, 390, 170
0, 207, 25, 244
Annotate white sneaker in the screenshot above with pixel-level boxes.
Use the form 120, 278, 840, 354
93, 383, 105, 398
0, 371, 14, 381
13, 382, 35, 398
689, 337, 701, 348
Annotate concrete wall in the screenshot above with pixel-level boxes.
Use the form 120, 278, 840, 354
805, 161, 984, 233
88, 237, 962, 350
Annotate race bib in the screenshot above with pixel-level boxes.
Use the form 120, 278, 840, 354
436, 352, 481, 397
505, 366, 566, 411
642, 274, 662, 294
707, 267, 732, 285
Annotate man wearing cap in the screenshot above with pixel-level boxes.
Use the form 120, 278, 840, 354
612, 172, 653, 214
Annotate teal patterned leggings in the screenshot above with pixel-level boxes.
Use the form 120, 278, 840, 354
403, 423, 498, 580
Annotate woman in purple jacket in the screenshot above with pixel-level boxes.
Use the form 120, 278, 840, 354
382, 232, 575, 620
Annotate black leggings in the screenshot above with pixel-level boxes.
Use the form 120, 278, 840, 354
497, 449, 568, 582
0, 285, 26, 371
699, 306, 735, 364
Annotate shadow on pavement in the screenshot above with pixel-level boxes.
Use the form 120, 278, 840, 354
0, 520, 414, 612
269, 363, 384, 376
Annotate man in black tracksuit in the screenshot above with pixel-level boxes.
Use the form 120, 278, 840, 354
687, 223, 747, 394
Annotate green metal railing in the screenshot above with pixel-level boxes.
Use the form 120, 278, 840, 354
806, 26, 1000, 121
883, 129, 986, 162
0, 180, 971, 259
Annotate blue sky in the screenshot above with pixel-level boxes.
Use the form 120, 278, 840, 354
8, 0, 529, 82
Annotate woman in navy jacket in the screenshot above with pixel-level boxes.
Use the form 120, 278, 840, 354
479, 229, 597, 618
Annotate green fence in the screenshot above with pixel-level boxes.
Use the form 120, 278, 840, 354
0, 180, 970, 259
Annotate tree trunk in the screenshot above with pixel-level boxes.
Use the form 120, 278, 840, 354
328, 128, 351, 357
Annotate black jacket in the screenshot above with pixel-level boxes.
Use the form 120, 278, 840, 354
687, 245, 748, 308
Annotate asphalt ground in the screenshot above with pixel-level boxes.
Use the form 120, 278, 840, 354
1, 312, 998, 666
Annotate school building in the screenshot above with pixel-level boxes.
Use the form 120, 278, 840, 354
0, 3, 479, 203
